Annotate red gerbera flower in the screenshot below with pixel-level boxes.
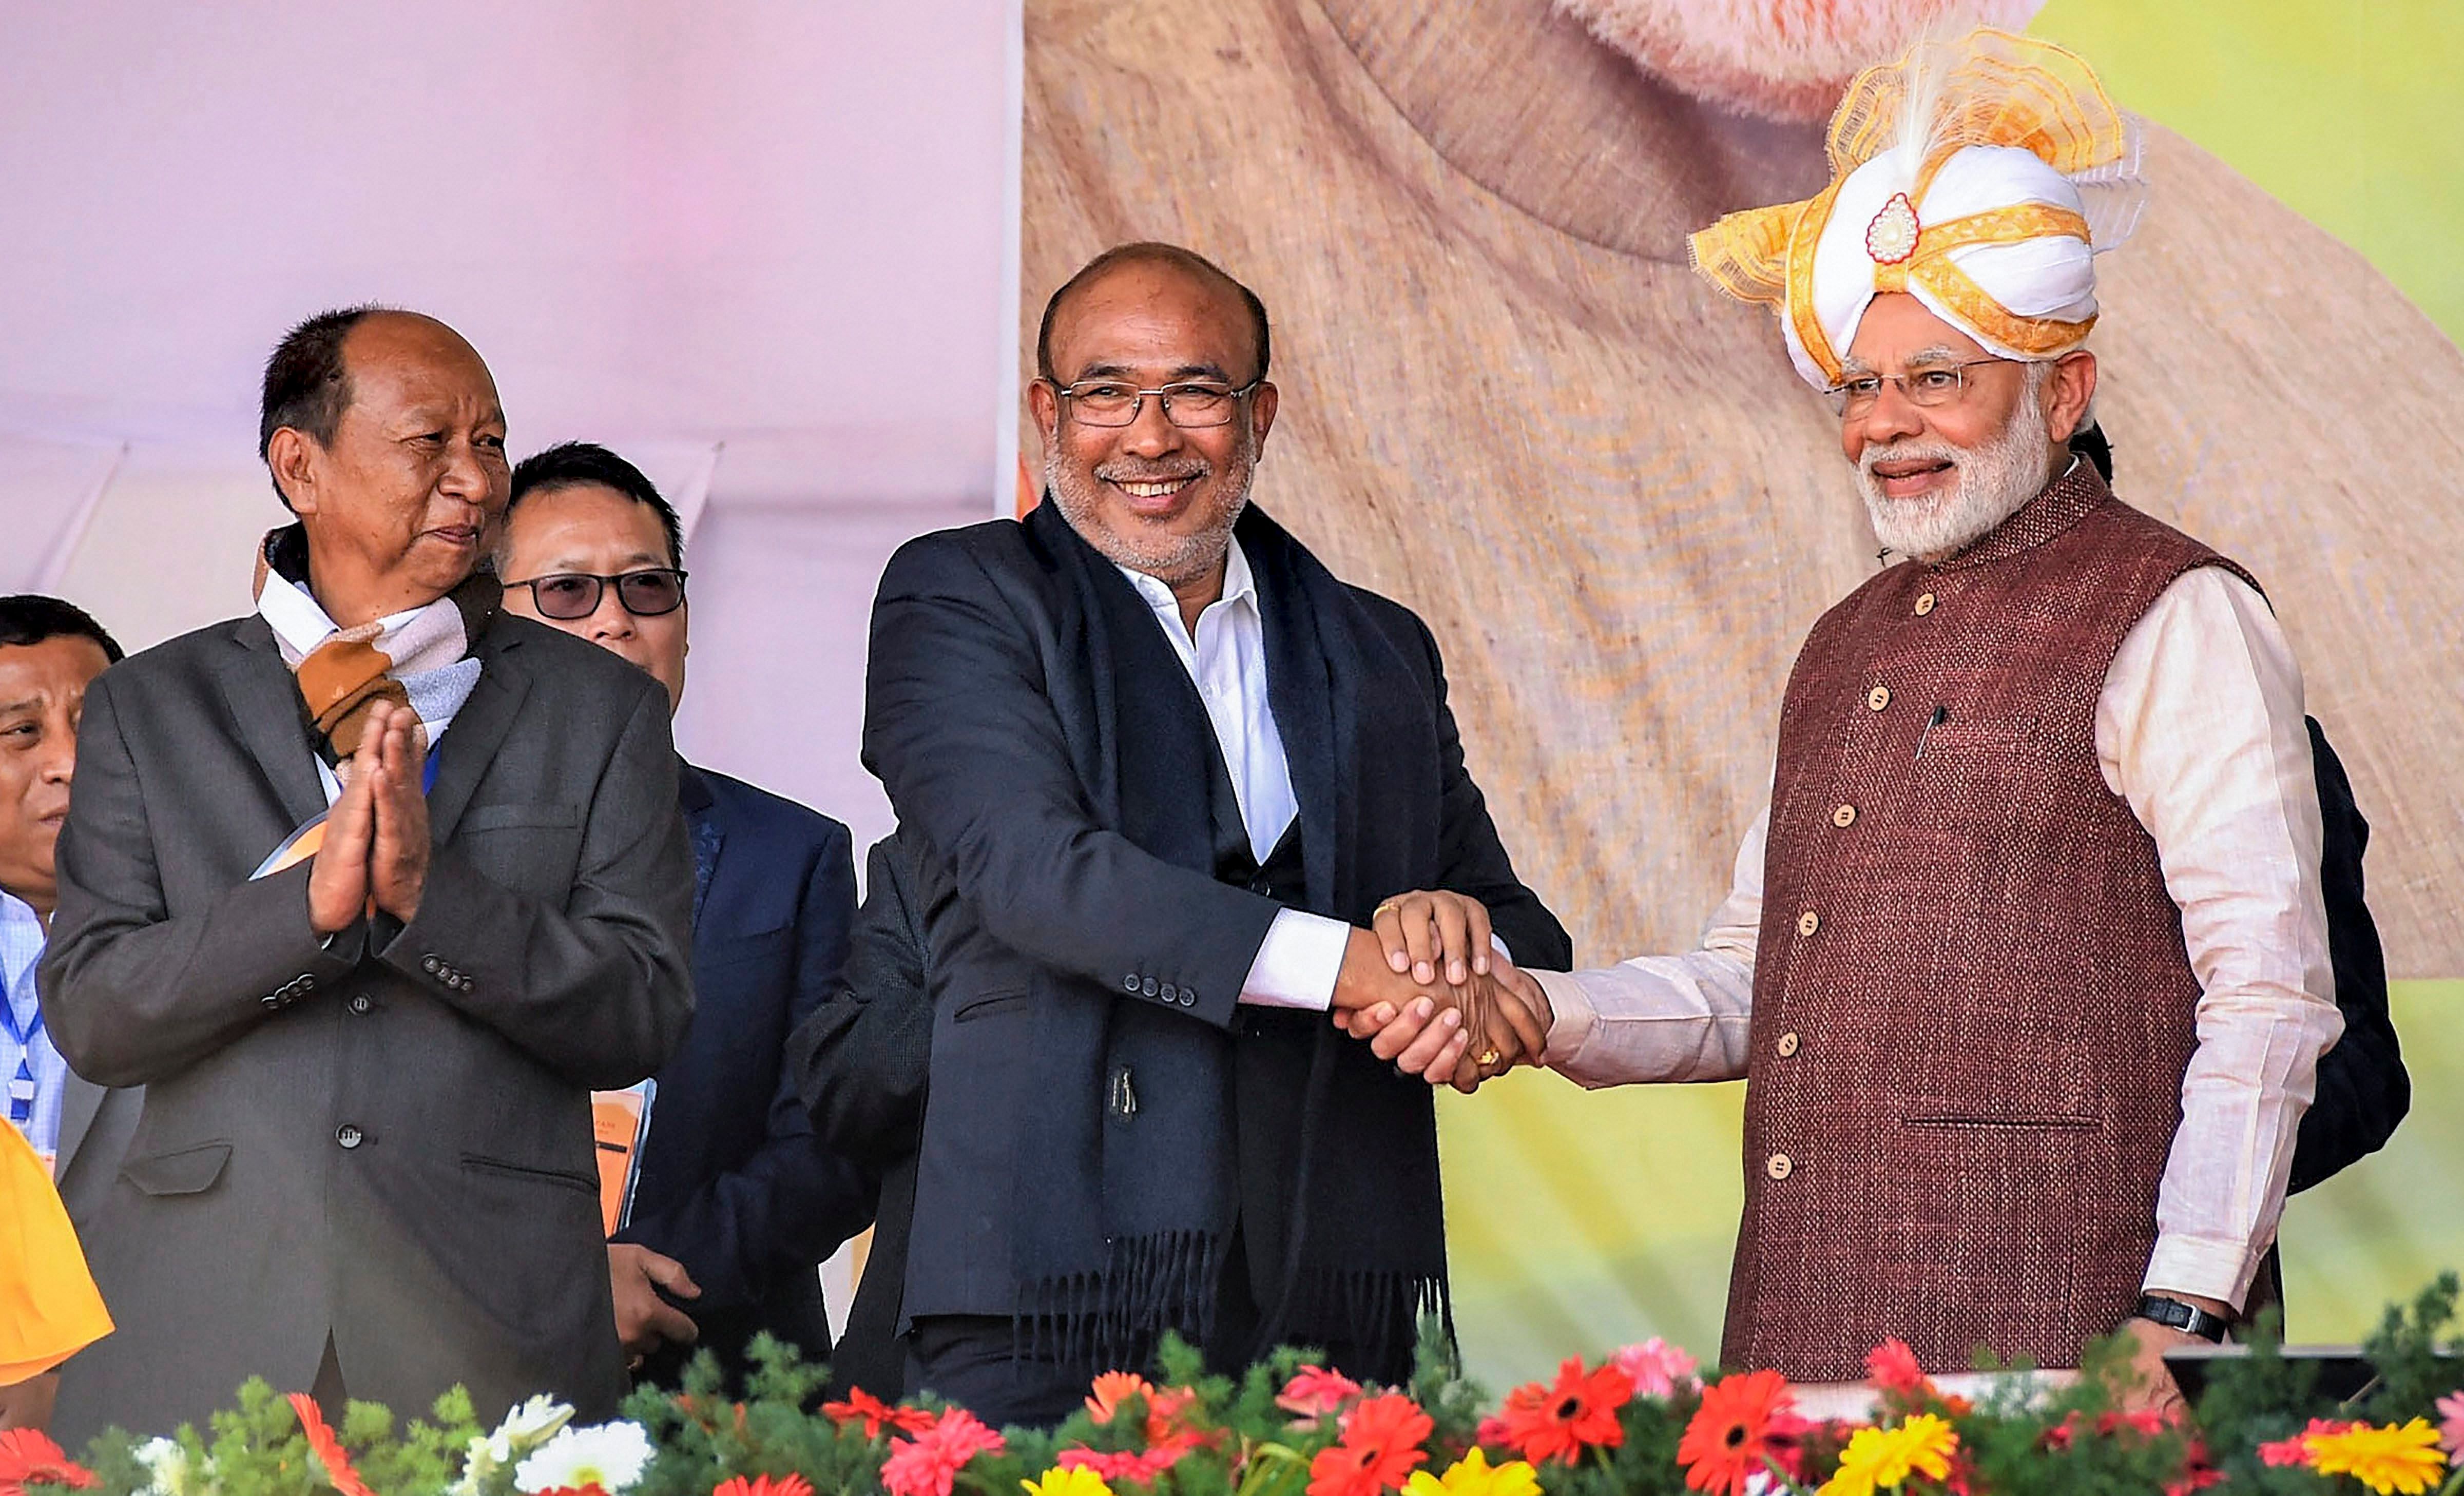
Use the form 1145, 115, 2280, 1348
1865, 1339, 1929, 1396
1056, 1445, 1190, 1485
823, 1387, 937, 1439
1497, 1356, 1635, 1465
286, 1394, 377, 1496
880, 1408, 1006, 1496
712, 1477, 814, 1496
1306, 1392, 1434, 1496
2259, 1418, 2359, 1468
1675, 1369, 1801, 1496
1279, 1366, 1365, 1423
0, 1430, 95, 1496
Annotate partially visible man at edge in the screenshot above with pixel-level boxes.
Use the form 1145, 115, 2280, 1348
1369, 30, 2339, 1414
864, 242, 1569, 1425
496, 440, 871, 1385
0, 597, 138, 1432
40, 308, 695, 1439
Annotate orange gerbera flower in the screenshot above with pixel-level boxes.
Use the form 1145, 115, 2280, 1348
713, 1477, 815, 1496
1086, 1372, 1156, 1424
0, 1430, 95, 1496
1676, 1370, 1800, 1496
1497, 1356, 1635, 1465
1307, 1393, 1435, 1496
286, 1394, 377, 1496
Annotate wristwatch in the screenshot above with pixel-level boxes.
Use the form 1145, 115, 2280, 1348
2134, 1293, 2232, 1343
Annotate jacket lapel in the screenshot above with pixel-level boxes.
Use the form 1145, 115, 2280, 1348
216, 617, 331, 830
54, 1073, 105, 1178
678, 762, 721, 927
425, 620, 532, 843
1245, 513, 1348, 916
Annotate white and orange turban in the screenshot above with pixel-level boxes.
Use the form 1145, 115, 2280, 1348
1689, 28, 2147, 391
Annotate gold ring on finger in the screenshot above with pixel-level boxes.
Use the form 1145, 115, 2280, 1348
1374, 898, 1402, 920
1476, 1049, 1502, 1068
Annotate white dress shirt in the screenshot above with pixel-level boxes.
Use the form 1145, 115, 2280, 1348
1, 890, 64, 1162
1532, 567, 2343, 1312
1116, 541, 1354, 1009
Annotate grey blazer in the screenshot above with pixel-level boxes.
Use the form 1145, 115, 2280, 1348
38, 609, 694, 1441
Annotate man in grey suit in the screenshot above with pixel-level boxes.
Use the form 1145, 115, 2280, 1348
37, 308, 695, 1440
0, 595, 140, 1433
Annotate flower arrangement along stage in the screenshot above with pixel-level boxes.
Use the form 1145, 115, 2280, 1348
13, 1275, 2463, 1496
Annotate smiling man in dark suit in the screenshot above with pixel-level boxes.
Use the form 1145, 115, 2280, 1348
865, 244, 1571, 1425
38, 309, 695, 1439
497, 441, 870, 1386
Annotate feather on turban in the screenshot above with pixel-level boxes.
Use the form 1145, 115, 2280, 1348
1689, 28, 2147, 391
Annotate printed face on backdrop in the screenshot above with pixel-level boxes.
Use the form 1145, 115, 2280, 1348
1029, 259, 1280, 590
271, 313, 512, 618
1553, 0, 2044, 121
497, 483, 690, 714
1839, 292, 2093, 561
0, 634, 112, 916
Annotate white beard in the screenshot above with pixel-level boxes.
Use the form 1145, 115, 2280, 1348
1856, 384, 2058, 561
1044, 428, 1257, 588
1552, 0, 2044, 122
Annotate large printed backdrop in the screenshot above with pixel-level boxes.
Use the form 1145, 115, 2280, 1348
1021, 0, 2464, 1383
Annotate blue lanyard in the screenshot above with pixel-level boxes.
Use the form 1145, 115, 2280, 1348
2, 982, 39, 1125
0, 990, 37, 1049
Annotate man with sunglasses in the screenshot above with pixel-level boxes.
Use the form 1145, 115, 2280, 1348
498, 441, 870, 1387
864, 243, 1569, 1424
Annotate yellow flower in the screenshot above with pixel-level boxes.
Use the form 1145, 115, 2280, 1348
1022, 1468, 1114, 1496
1402, 1449, 1542, 1496
1819, 1413, 1958, 1496
2305, 1419, 2449, 1496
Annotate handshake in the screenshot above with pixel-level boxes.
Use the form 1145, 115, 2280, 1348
1326, 890, 1553, 1093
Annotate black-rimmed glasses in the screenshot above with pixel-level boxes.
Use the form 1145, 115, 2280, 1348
1054, 379, 1262, 429
505, 568, 688, 620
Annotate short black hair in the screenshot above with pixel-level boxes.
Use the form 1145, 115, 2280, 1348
1035, 242, 1270, 386
505, 441, 684, 568
259, 304, 388, 508
0, 595, 124, 665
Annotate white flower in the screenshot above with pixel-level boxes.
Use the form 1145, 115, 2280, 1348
511, 1422, 654, 1495
461, 1396, 578, 1494
133, 1438, 196, 1496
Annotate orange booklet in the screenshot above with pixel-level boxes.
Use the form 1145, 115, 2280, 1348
591, 1080, 657, 1236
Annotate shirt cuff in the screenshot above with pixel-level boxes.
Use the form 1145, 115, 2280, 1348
1530, 967, 1599, 1064
1238, 909, 1350, 1011
2144, 1232, 2263, 1314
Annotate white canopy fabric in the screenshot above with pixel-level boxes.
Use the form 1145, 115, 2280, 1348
0, 0, 1019, 853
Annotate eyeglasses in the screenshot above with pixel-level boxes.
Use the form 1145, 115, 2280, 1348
1826, 358, 2015, 416
1054, 379, 1261, 429
505, 568, 688, 620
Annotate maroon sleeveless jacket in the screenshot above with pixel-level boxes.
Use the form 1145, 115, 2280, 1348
1724, 461, 2257, 1378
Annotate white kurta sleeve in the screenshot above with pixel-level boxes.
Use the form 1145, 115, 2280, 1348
1534, 807, 1765, 1089
2100, 567, 2343, 1311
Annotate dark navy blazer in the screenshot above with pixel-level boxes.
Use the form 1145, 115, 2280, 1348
615, 762, 870, 1374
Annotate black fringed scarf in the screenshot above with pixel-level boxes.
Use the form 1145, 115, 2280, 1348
1004, 501, 1450, 1378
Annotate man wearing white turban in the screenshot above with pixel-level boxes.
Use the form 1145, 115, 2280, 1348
1358, 29, 2343, 1412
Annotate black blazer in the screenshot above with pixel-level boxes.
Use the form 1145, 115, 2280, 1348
792, 829, 935, 1399
616, 764, 870, 1380
863, 502, 1570, 1336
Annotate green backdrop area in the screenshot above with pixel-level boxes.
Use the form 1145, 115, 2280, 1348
1439, 1, 2461, 1387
